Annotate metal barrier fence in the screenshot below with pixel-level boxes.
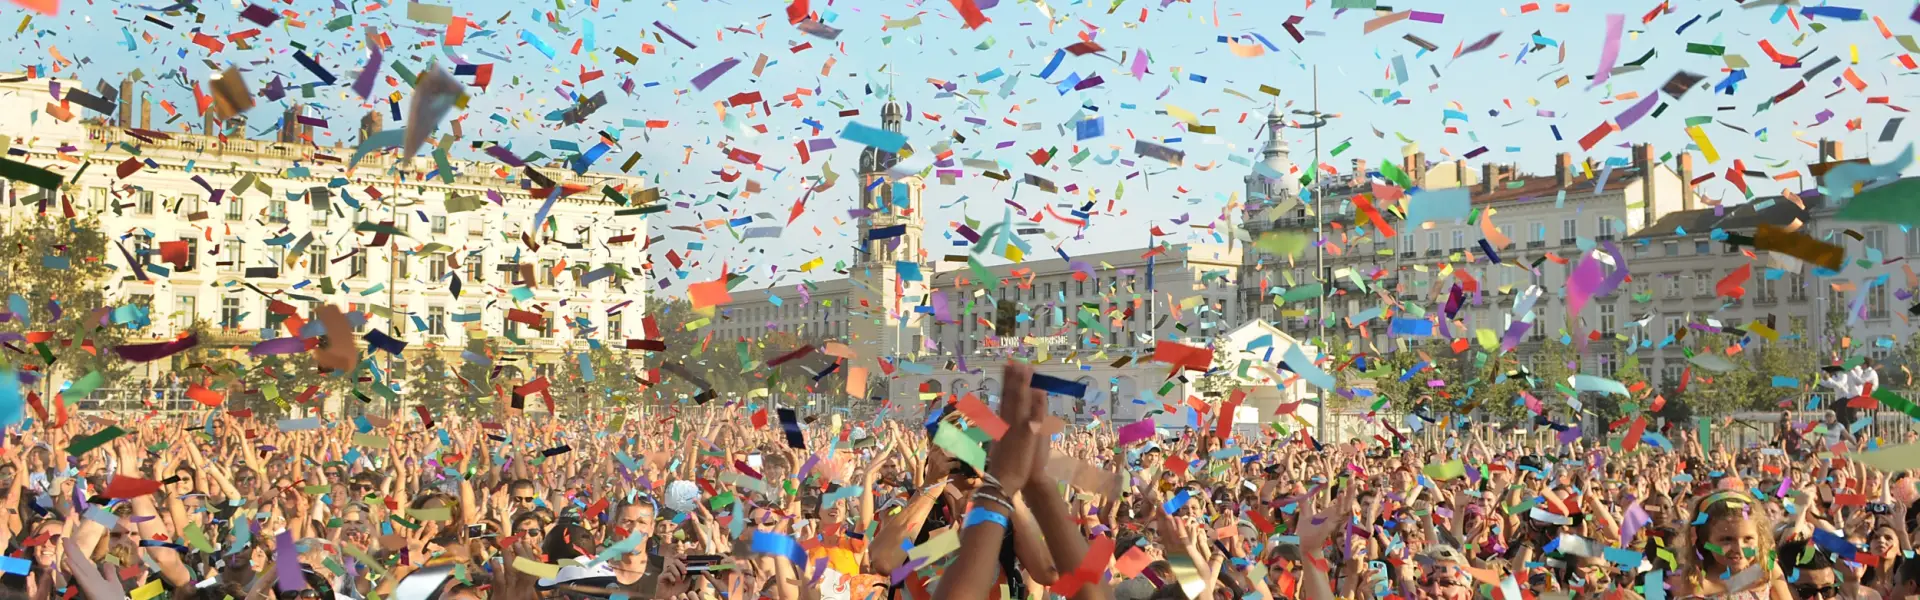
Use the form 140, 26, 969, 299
69, 387, 200, 414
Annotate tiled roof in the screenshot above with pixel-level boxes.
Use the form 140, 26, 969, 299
1627, 193, 1823, 240
1467, 168, 1646, 204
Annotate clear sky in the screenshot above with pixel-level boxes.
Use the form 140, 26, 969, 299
7, 0, 1917, 300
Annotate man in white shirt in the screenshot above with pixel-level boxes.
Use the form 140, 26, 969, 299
1820, 357, 1881, 441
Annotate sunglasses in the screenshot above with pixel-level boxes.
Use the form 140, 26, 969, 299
1792, 585, 1839, 599
515, 496, 539, 503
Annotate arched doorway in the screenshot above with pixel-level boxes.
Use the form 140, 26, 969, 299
979, 378, 1000, 404
921, 379, 944, 405
952, 380, 974, 400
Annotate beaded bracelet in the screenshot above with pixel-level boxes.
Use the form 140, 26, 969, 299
964, 505, 1011, 529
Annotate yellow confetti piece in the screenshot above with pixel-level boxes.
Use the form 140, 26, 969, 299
798, 257, 824, 272
131, 580, 166, 600
409, 507, 453, 521
1749, 321, 1779, 341
1164, 104, 1201, 126
512, 556, 562, 579
907, 528, 962, 562
350, 433, 390, 450
1687, 125, 1721, 163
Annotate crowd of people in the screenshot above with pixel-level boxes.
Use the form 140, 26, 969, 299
1, 360, 1912, 600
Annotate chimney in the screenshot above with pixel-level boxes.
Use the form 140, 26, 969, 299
1455, 160, 1470, 187
1818, 139, 1845, 162
1403, 152, 1426, 189
1677, 152, 1695, 210
1633, 143, 1657, 226
1555, 152, 1573, 188
1482, 162, 1506, 194
116, 77, 133, 126
1353, 158, 1368, 181
203, 112, 219, 136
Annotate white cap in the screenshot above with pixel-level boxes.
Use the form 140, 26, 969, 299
537, 561, 617, 588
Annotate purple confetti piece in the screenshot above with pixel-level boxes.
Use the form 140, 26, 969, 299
653, 21, 697, 49
248, 337, 308, 357
240, 4, 280, 26
484, 145, 526, 166
690, 58, 740, 91
276, 530, 306, 591
1409, 10, 1445, 23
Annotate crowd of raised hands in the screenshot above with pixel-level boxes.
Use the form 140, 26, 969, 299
4, 361, 1920, 600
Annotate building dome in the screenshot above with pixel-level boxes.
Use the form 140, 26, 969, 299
859, 99, 910, 175
1253, 108, 1301, 199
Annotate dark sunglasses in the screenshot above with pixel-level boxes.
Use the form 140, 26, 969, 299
1793, 585, 1839, 599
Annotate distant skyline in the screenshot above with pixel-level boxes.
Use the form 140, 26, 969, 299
6, 0, 1916, 298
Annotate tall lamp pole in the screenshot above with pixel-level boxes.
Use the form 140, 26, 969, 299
1291, 67, 1335, 437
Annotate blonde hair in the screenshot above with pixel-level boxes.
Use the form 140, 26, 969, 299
1681, 491, 1777, 589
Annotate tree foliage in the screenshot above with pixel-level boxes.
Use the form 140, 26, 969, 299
0, 214, 135, 389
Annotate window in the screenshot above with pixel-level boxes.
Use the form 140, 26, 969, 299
1789, 273, 1807, 300
311, 204, 329, 225
1450, 231, 1464, 250
226, 198, 245, 221
349, 252, 367, 278
1662, 364, 1684, 387
1427, 231, 1439, 252
465, 259, 484, 284
224, 237, 244, 271
137, 190, 155, 215
175, 295, 196, 331
1400, 234, 1414, 254
432, 216, 448, 234
1599, 302, 1616, 332
85, 187, 107, 212
1597, 217, 1615, 238
1870, 286, 1888, 318
1665, 274, 1681, 298
394, 255, 410, 280
607, 313, 623, 339
1757, 275, 1776, 301
1599, 353, 1619, 378
538, 310, 555, 337
221, 297, 243, 329
430, 258, 448, 281
1530, 222, 1546, 243
268, 199, 288, 222
1866, 229, 1885, 255
540, 260, 556, 286
1666, 316, 1684, 337
1694, 270, 1712, 296
1561, 218, 1577, 241
1694, 239, 1709, 254
307, 249, 326, 276
1664, 241, 1678, 256
427, 306, 446, 336
266, 302, 291, 331
177, 236, 199, 272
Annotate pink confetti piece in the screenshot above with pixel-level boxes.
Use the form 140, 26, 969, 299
1588, 14, 1625, 88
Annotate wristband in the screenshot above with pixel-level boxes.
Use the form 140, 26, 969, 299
964, 506, 1010, 529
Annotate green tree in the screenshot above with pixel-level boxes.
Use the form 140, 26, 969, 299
1189, 342, 1240, 400
0, 214, 135, 392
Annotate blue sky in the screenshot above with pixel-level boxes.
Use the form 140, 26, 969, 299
10, 0, 1918, 299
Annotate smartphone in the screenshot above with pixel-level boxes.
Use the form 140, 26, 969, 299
684, 554, 726, 573
1870, 502, 1892, 514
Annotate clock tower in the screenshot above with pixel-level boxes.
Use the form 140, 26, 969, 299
849, 97, 929, 406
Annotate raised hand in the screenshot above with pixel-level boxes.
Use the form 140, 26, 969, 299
985, 362, 1048, 492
